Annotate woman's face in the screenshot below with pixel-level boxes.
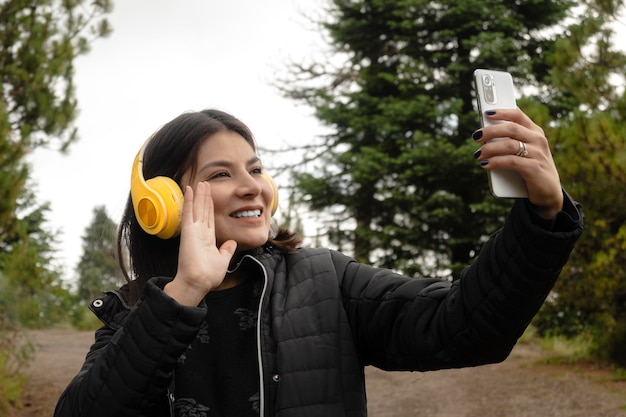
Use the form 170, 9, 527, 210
184, 131, 273, 252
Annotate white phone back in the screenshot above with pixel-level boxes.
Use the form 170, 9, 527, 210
473, 69, 528, 198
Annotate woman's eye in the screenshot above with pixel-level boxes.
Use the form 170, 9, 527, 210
210, 171, 229, 179
252, 167, 263, 175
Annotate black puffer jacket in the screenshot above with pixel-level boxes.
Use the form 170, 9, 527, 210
54, 196, 583, 417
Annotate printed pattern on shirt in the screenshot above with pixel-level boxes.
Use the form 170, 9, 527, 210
174, 278, 261, 417
175, 398, 210, 417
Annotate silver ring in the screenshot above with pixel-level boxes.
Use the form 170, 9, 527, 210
515, 140, 529, 157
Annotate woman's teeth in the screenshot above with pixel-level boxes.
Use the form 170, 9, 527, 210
232, 209, 261, 218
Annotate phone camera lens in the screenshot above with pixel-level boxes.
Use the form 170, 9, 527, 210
483, 75, 492, 86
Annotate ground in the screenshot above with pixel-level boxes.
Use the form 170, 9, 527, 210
10, 329, 626, 417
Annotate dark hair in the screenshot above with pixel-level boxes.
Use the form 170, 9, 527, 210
117, 109, 301, 303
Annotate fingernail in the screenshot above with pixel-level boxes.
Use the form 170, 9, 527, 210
485, 110, 496, 116
480, 160, 489, 167
473, 149, 481, 159
472, 130, 483, 141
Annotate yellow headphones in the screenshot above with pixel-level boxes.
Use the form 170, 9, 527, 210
130, 138, 278, 239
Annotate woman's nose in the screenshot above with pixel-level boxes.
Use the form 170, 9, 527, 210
237, 173, 262, 198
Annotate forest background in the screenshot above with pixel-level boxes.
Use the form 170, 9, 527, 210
1, 0, 625, 413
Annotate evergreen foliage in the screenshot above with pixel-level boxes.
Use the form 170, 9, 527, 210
280, 0, 626, 364
0, 188, 69, 327
76, 205, 120, 301
278, 0, 574, 278
0, 0, 112, 409
527, 0, 626, 365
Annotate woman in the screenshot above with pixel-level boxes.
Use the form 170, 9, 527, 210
55, 108, 583, 417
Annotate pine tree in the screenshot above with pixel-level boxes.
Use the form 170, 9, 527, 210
279, 0, 574, 278
0, 0, 113, 249
0, 187, 67, 326
76, 206, 119, 302
0, 0, 112, 408
0, 0, 112, 312
281, 0, 626, 364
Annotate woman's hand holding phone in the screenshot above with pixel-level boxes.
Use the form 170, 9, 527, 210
473, 69, 563, 218
473, 108, 564, 219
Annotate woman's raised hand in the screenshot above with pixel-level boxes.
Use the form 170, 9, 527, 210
473, 108, 564, 219
164, 182, 237, 306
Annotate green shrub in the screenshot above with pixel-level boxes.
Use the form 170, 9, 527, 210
0, 320, 34, 414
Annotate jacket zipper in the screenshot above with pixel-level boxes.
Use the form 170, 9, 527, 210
247, 255, 270, 417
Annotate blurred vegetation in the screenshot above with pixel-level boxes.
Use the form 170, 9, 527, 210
76, 205, 120, 302
0, 318, 33, 416
526, 0, 626, 366
0, 0, 112, 411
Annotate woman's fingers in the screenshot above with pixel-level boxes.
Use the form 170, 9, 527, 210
194, 182, 237, 258
191, 181, 210, 224
171, 180, 236, 304
220, 240, 238, 258
180, 185, 194, 229
473, 108, 563, 218
482, 108, 544, 135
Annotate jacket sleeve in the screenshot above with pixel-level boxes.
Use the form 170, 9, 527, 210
338, 191, 583, 371
54, 277, 206, 417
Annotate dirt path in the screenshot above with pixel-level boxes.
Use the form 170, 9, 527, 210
11, 329, 626, 416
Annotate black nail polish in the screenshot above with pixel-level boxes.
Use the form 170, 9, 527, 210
480, 160, 489, 167
485, 110, 496, 115
473, 149, 481, 159
472, 130, 483, 141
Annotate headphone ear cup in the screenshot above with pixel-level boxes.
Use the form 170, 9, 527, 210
134, 176, 184, 239
261, 173, 279, 215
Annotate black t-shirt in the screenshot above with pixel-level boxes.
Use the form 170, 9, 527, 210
174, 278, 262, 417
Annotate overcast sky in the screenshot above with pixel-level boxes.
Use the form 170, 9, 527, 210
30, 0, 327, 282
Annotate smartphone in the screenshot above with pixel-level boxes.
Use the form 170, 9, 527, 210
473, 69, 528, 198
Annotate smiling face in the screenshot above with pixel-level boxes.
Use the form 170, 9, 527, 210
184, 130, 273, 252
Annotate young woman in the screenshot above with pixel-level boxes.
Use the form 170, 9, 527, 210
55, 108, 583, 417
